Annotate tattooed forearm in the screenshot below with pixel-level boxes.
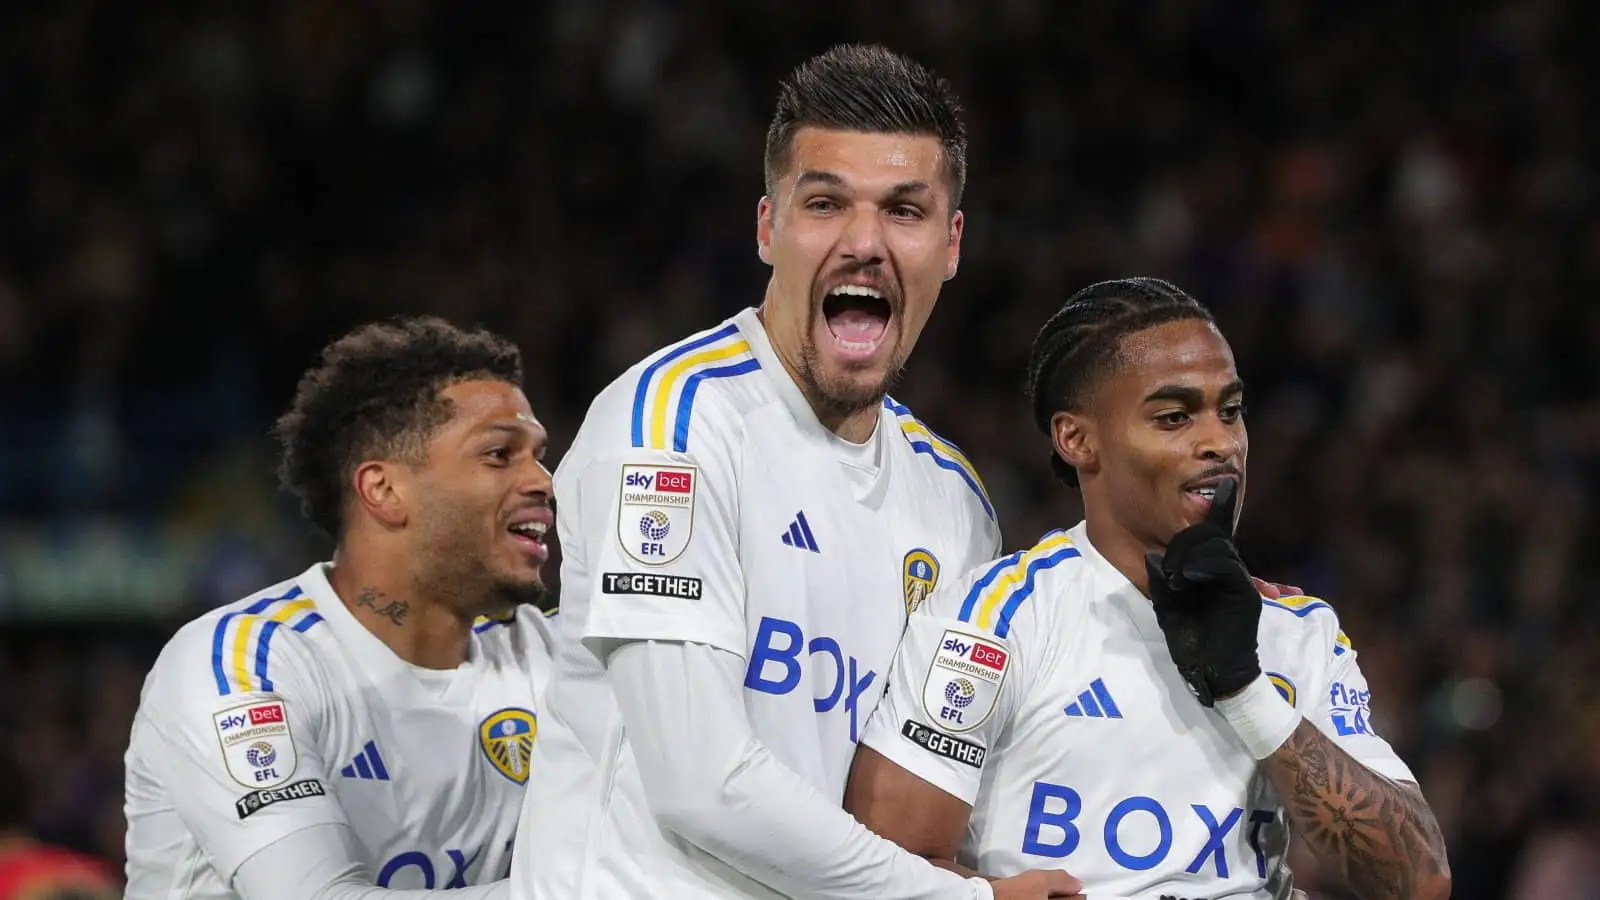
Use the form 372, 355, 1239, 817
1264, 719, 1450, 900
355, 587, 410, 627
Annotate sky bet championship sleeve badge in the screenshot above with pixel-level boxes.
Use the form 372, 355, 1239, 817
616, 464, 696, 566
922, 629, 1009, 734
479, 707, 537, 785
213, 700, 298, 789
903, 548, 940, 614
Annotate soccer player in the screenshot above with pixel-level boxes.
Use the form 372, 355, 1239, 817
847, 279, 1452, 900
509, 45, 1079, 900
124, 318, 559, 899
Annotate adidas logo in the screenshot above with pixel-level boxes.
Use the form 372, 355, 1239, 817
1063, 678, 1123, 719
779, 511, 820, 553
339, 740, 391, 781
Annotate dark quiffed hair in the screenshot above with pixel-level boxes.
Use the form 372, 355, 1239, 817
764, 43, 968, 209
1025, 278, 1215, 487
273, 316, 523, 537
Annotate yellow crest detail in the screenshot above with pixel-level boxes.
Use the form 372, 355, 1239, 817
1267, 672, 1297, 708
903, 549, 941, 614
479, 707, 537, 785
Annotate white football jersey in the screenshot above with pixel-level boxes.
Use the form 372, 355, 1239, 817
124, 562, 557, 898
861, 522, 1415, 900
511, 307, 1002, 899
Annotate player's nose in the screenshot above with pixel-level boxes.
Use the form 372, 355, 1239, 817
1194, 413, 1243, 464
517, 457, 553, 498
837, 204, 887, 263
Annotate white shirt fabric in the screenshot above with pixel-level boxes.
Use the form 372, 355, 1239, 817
510, 307, 1002, 899
861, 521, 1417, 900
124, 562, 557, 898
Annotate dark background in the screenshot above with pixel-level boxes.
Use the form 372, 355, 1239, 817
1, 2, 1596, 897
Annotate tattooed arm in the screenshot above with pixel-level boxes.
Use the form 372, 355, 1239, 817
1263, 718, 1451, 900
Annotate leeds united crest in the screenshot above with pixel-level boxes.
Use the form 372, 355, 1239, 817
479, 707, 537, 785
903, 548, 940, 614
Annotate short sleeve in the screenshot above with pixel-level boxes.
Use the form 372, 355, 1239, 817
572, 400, 747, 660
130, 617, 347, 880
1308, 626, 1417, 785
858, 565, 1031, 806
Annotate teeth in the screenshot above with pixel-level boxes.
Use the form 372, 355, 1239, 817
510, 521, 547, 538
1190, 488, 1216, 499
830, 284, 883, 299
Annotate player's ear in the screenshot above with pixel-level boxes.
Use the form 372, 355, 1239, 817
352, 460, 409, 529
944, 209, 963, 281
756, 195, 774, 265
1052, 410, 1097, 479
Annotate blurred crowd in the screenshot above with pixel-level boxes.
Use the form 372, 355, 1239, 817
1, 1, 1597, 897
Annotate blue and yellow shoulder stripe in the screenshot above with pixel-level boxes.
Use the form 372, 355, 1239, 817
956, 531, 1080, 638
211, 586, 325, 695
473, 605, 558, 634
1260, 594, 1350, 654
883, 396, 995, 521
631, 323, 761, 453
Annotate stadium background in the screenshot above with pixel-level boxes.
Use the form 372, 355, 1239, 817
0, 2, 1596, 897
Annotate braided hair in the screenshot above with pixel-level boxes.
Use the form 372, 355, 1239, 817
1024, 278, 1215, 487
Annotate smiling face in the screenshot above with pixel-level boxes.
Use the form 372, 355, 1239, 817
756, 127, 963, 419
1058, 319, 1249, 551
399, 379, 553, 615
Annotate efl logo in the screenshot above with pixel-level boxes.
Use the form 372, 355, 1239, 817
656, 470, 693, 493
970, 642, 1007, 672
250, 704, 286, 726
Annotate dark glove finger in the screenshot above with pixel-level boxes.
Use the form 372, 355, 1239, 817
1204, 476, 1239, 537
1145, 551, 1175, 593
1176, 538, 1248, 585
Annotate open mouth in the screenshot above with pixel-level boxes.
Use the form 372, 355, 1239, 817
506, 517, 550, 561
822, 284, 892, 359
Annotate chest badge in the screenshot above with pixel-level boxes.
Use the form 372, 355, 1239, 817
479, 707, 537, 785
903, 548, 940, 614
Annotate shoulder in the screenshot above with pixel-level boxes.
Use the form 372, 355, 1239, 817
924, 530, 1087, 642
881, 395, 997, 527
581, 318, 770, 459
151, 576, 331, 705
472, 604, 560, 666
1258, 592, 1350, 660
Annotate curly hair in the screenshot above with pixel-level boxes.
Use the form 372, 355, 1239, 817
1025, 277, 1214, 488
273, 316, 524, 538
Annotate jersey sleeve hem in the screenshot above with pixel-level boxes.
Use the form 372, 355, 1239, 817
582, 612, 746, 660
860, 722, 980, 807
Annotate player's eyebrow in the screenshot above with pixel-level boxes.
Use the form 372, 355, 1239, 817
881, 180, 933, 204
478, 421, 545, 442
1142, 379, 1245, 406
794, 170, 846, 191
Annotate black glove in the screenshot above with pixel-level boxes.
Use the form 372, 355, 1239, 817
1144, 477, 1263, 707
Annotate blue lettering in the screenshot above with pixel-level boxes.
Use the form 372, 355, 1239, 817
1104, 796, 1172, 871
844, 656, 876, 742
625, 472, 654, 489
810, 637, 844, 712
744, 617, 803, 694
942, 638, 972, 656
744, 617, 877, 740
253, 768, 279, 783
379, 848, 478, 889
1248, 810, 1276, 877
639, 542, 665, 556
1332, 709, 1373, 736
445, 847, 480, 888
378, 851, 434, 889
1186, 805, 1243, 877
939, 706, 965, 724
1022, 782, 1082, 857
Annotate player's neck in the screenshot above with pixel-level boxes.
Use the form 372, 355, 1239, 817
1083, 514, 1157, 598
755, 303, 881, 444
327, 550, 473, 670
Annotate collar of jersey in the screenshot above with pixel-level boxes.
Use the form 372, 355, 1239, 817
1065, 521, 1165, 644
735, 307, 891, 500
297, 561, 479, 698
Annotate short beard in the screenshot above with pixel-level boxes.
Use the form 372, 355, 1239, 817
796, 338, 906, 421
